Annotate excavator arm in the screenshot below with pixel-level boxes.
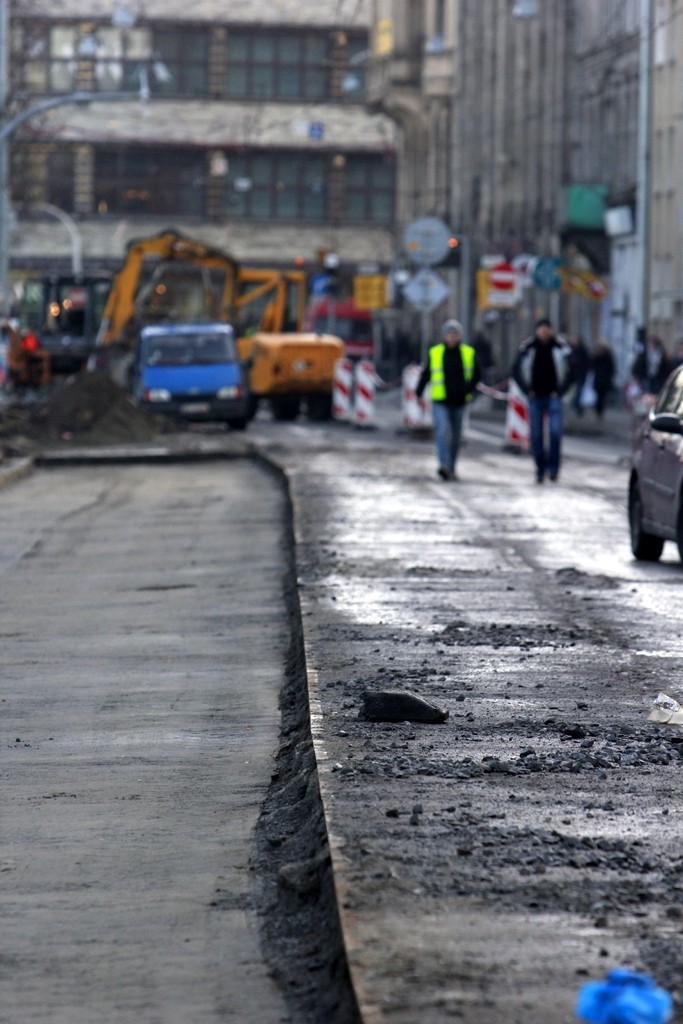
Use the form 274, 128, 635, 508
97, 229, 240, 347
235, 268, 307, 334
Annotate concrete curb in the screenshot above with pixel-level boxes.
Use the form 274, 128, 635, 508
252, 446, 375, 1022
0, 456, 35, 489
34, 436, 253, 466
303, 633, 381, 1024
277, 463, 377, 1024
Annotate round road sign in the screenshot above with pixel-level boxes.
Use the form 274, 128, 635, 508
532, 257, 563, 291
403, 217, 452, 267
488, 262, 517, 290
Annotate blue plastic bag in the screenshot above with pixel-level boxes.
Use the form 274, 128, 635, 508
576, 968, 673, 1024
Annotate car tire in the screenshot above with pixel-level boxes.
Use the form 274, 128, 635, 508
676, 500, 683, 564
629, 479, 664, 561
270, 396, 300, 421
227, 417, 248, 431
306, 393, 333, 421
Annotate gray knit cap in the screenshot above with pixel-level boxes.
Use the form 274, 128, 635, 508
442, 319, 463, 336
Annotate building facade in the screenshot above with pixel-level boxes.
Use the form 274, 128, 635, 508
569, 0, 641, 383
649, 0, 683, 350
367, 0, 646, 382
5, 0, 396, 289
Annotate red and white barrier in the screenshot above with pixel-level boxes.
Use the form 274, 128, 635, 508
505, 380, 530, 451
402, 364, 432, 430
332, 357, 354, 421
354, 359, 376, 427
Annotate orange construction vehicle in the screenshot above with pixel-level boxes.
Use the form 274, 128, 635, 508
96, 229, 343, 421
97, 230, 240, 350
233, 265, 343, 420
5, 323, 51, 388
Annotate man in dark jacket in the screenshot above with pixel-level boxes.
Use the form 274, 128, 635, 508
416, 319, 481, 480
513, 317, 572, 483
631, 335, 670, 395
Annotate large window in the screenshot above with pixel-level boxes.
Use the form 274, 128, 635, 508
223, 151, 394, 224
225, 152, 328, 221
15, 20, 365, 102
19, 23, 155, 93
16, 21, 208, 96
343, 155, 394, 224
11, 144, 75, 211
225, 29, 366, 101
94, 147, 206, 216
152, 28, 208, 97
226, 31, 327, 101
11, 143, 394, 226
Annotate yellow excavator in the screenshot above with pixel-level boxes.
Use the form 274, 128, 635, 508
96, 229, 343, 421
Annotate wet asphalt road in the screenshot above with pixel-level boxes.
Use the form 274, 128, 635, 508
3, 392, 682, 1024
249, 395, 683, 1023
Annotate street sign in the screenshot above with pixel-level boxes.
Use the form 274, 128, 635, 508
403, 217, 452, 267
476, 268, 522, 309
353, 274, 388, 309
402, 269, 450, 312
532, 257, 563, 291
309, 271, 331, 297
561, 268, 608, 300
488, 261, 517, 290
512, 253, 537, 288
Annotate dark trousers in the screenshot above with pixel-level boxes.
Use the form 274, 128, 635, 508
529, 395, 563, 479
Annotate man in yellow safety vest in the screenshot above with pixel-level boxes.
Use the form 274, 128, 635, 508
416, 319, 481, 481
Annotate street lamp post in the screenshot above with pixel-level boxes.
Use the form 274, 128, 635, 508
32, 203, 83, 278
0, 84, 155, 315
458, 233, 472, 348
0, 0, 9, 315
636, 0, 653, 349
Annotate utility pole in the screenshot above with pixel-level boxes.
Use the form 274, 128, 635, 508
636, 0, 653, 350
458, 234, 472, 345
0, 0, 10, 314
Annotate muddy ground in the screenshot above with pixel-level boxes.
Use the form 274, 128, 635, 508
3, 376, 681, 1023
258, 417, 683, 1024
0, 372, 169, 452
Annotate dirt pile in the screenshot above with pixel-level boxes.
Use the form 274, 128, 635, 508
0, 372, 169, 450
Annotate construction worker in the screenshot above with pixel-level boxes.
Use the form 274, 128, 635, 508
416, 319, 481, 481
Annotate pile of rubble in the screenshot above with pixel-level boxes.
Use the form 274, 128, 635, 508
0, 372, 170, 453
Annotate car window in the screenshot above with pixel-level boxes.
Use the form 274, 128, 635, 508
654, 367, 683, 414
142, 331, 235, 366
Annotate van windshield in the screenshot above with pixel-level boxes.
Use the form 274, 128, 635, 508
142, 331, 235, 366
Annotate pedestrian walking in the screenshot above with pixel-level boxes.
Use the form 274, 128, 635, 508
669, 338, 683, 370
416, 319, 481, 481
590, 338, 615, 419
513, 317, 572, 484
631, 335, 670, 396
567, 334, 589, 415
473, 330, 495, 386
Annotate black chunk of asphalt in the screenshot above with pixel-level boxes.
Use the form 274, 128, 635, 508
359, 689, 450, 723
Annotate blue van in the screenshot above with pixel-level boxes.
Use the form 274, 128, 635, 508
133, 322, 250, 429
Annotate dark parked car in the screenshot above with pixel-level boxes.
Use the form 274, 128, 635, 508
629, 364, 683, 562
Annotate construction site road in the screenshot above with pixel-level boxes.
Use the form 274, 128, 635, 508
0, 458, 299, 1024
2, 389, 682, 1024
247, 395, 682, 1024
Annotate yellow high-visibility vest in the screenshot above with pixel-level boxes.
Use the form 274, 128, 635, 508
429, 343, 476, 401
